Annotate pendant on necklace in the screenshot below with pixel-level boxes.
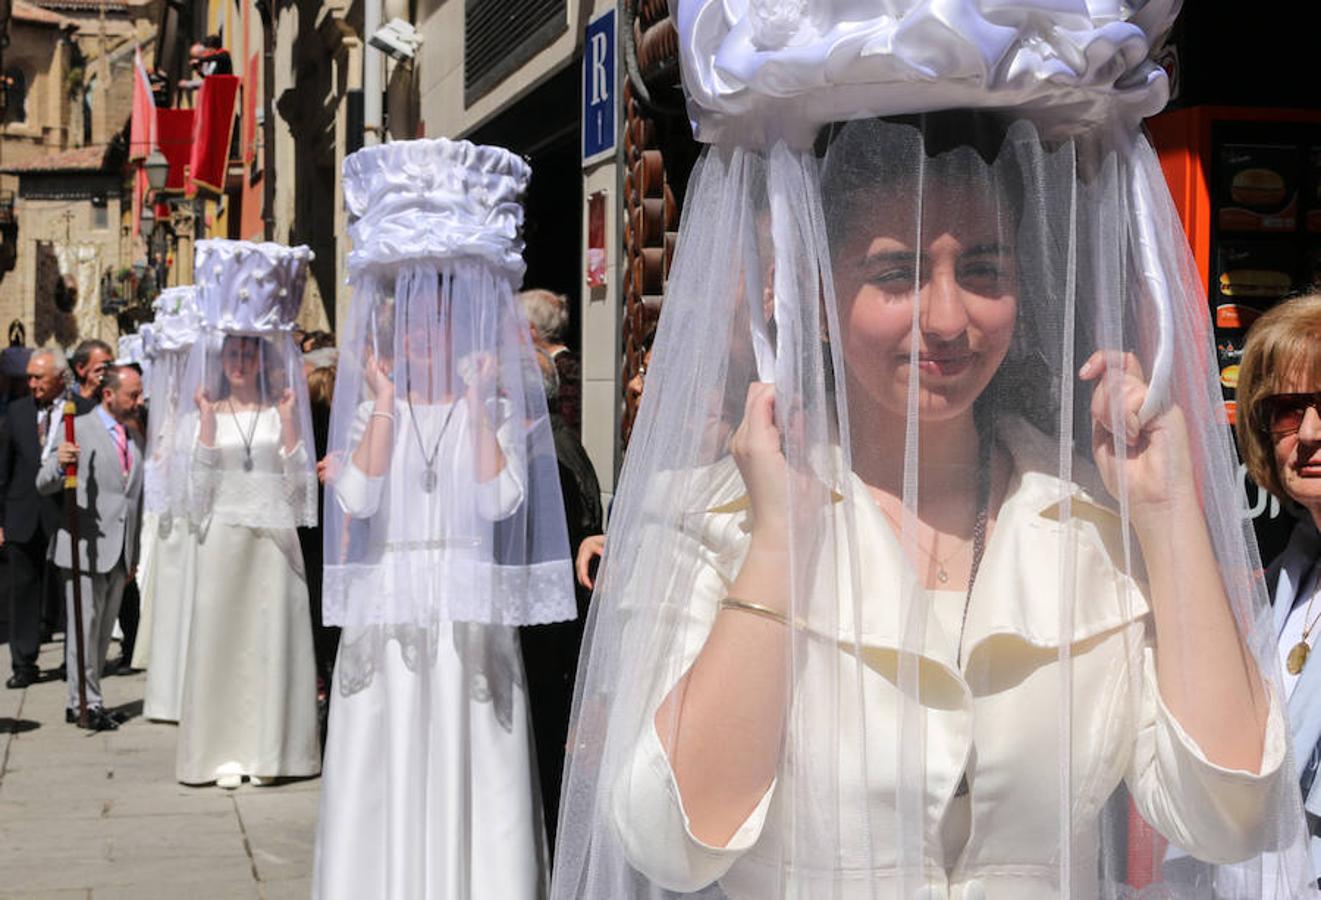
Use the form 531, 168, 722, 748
1288, 640, 1311, 675
422, 468, 437, 493
242, 452, 254, 473
936, 566, 949, 584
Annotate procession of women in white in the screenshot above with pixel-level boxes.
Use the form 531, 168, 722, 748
117, 0, 1321, 897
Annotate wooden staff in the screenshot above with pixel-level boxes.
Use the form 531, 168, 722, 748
62, 393, 88, 728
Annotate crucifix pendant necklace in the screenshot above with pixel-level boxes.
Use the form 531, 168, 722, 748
1286, 562, 1321, 675
226, 399, 259, 472
405, 398, 457, 493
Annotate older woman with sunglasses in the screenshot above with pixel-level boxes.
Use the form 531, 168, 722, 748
1237, 291, 1321, 885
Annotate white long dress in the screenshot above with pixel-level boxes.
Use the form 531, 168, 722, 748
175, 408, 321, 784
313, 399, 547, 900
141, 513, 199, 721
129, 512, 157, 671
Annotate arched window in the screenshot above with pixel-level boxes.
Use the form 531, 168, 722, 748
3, 67, 28, 124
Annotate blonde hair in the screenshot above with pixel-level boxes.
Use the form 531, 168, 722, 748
307, 365, 336, 409
1236, 292, 1321, 497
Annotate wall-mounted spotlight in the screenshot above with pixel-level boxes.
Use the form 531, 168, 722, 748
369, 18, 424, 63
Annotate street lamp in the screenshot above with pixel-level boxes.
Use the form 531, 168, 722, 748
139, 204, 155, 231
144, 149, 169, 193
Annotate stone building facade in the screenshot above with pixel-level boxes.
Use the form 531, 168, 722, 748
0, 0, 163, 347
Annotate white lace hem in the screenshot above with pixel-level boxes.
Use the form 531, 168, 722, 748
323, 557, 576, 628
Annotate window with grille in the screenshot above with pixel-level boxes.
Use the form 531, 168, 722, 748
464, 0, 567, 106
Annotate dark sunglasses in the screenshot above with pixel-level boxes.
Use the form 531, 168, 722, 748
1260, 391, 1321, 437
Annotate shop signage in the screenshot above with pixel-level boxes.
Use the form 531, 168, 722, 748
582, 8, 616, 166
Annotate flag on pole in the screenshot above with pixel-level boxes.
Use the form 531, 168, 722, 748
130, 47, 157, 238
129, 47, 156, 162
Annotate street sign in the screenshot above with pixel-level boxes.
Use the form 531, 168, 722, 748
582, 8, 616, 167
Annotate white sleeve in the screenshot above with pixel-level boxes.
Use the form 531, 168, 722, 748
1126, 643, 1287, 865
608, 505, 776, 891
333, 401, 385, 519
613, 717, 776, 892
190, 439, 220, 514
279, 437, 310, 515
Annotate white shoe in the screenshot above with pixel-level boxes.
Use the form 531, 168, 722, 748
215, 762, 243, 790
249, 775, 274, 787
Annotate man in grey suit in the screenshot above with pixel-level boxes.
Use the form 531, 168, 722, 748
37, 365, 144, 731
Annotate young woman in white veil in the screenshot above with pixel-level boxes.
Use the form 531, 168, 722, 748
139, 285, 203, 720
173, 240, 321, 789
314, 137, 576, 899
551, 2, 1317, 898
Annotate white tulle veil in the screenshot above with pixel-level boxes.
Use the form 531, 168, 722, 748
322, 137, 576, 636
551, 2, 1318, 898
172, 240, 318, 530
143, 285, 201, 517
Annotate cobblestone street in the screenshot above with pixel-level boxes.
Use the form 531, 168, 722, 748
0, 639, 319, 899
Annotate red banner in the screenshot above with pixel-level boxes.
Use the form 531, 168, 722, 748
188, 74, 240, 195
156, 108, 195, 193
129, 48, 155, 162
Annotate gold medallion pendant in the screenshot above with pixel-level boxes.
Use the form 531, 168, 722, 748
1287, 640, 1311, 676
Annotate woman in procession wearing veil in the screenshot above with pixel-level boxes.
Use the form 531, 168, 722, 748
173, 240, 322, 789
313, 138, 577, 899
139, 285, 202, 722
551, 2, 1317, 898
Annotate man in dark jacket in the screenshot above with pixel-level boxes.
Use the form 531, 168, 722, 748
0, 349, 93, 687
520, 349, 603, 851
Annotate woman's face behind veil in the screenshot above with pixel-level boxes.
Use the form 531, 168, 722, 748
832, 174, 1018, 426
220, 336, 262, 393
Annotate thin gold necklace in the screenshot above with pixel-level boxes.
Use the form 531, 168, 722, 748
879, 491, 980, 586
881, 514, 973, 585
1285, 560, 1321, 675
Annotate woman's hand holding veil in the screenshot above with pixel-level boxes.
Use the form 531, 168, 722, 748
730, 382, 792, 544
462, 352, 500, 405
363, 350, 393, 402
277, 388, 299, 455
195, 386, 218, 448
1081, 349, 1270, 773
1081, 350, 1195, 523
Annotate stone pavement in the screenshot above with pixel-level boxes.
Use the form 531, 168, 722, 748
0, 639, 320, 899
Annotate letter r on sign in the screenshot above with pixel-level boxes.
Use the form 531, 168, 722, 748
591, 32, 609, 104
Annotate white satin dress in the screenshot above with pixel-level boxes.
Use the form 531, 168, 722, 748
140, 511, 199, 721
174, 409, 321, 784
611, 419, 1288, 900
313, 399, 547, 900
